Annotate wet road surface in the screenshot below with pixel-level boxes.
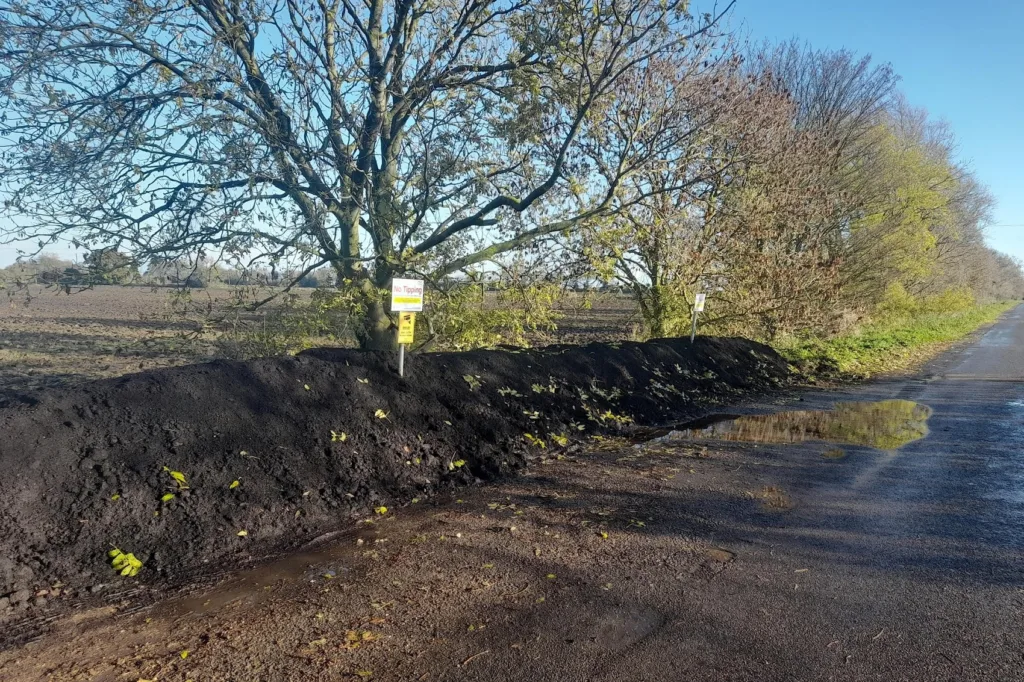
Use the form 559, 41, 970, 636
457, 306, 1024, 680
2, 308, 1023, 681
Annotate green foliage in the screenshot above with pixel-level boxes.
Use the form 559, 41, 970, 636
214, 285, 366, 359
779, 301, 1015, 377
108, 547, 142, 577
425, 280, 562, 350
876, 283, 975, 322
523, 433, 546, 448
162, 466, 188, 489
84, 248, 139, 285
843, 124, 956, 305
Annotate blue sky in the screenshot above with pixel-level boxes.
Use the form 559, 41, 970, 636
2, 0, 1022, 266
726, 0, 1024, 261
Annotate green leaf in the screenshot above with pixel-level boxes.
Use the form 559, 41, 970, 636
161, 492, 175, 502
374, 409, 388, 419
237, 529, 248, 537
229, 480, 240, 489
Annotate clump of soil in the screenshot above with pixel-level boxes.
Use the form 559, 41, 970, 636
0, 337, 789, 618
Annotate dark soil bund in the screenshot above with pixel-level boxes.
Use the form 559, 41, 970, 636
0, 337, 789, 619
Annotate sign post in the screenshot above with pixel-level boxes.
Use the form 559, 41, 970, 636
390, 278, 424, 378
690, 293, 706, 344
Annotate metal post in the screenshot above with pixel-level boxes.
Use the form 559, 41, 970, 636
690, 310, 698, 344
398, 343, 405, 378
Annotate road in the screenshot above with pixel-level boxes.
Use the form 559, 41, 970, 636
2, 308, 1022, 681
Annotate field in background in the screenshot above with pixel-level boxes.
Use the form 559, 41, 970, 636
1, 284, 1015, 398
0, 285, 639, 397
0, 286, 222, 395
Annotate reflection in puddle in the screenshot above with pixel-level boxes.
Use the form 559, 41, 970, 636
662, 400, 932, 450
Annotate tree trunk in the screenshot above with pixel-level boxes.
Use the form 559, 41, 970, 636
645, 285, 669, 338
358, 299, 396, 350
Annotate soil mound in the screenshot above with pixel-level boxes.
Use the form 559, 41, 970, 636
0, 337, 789, 618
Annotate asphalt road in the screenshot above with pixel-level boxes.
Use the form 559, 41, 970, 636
2, 308, 1022, 681
455, 306, 1024, 681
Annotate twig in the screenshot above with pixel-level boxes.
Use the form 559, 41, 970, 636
461, 650, 491, 666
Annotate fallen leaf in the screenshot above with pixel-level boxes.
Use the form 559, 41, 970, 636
229, 480, 240, 489
180, 650, 189, 659
237, 530, 248, 537
374, 506, 388, 515
374, 409, 388, 419
304, 384, 311, 391
161, 493, 175, 502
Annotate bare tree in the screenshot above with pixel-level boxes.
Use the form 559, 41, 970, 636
582, 61, 842, 339
0, 0, 730, 347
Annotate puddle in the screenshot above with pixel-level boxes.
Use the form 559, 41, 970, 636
154, 527, 374, 617
655, 400, 932, 450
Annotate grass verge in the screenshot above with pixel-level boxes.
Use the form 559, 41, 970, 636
776, 301, 1019, 379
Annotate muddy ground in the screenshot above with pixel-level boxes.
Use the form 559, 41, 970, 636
0, 336, 789, 638
0, 424, 805, 681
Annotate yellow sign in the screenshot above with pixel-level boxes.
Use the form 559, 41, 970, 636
397, 312, 416, 345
